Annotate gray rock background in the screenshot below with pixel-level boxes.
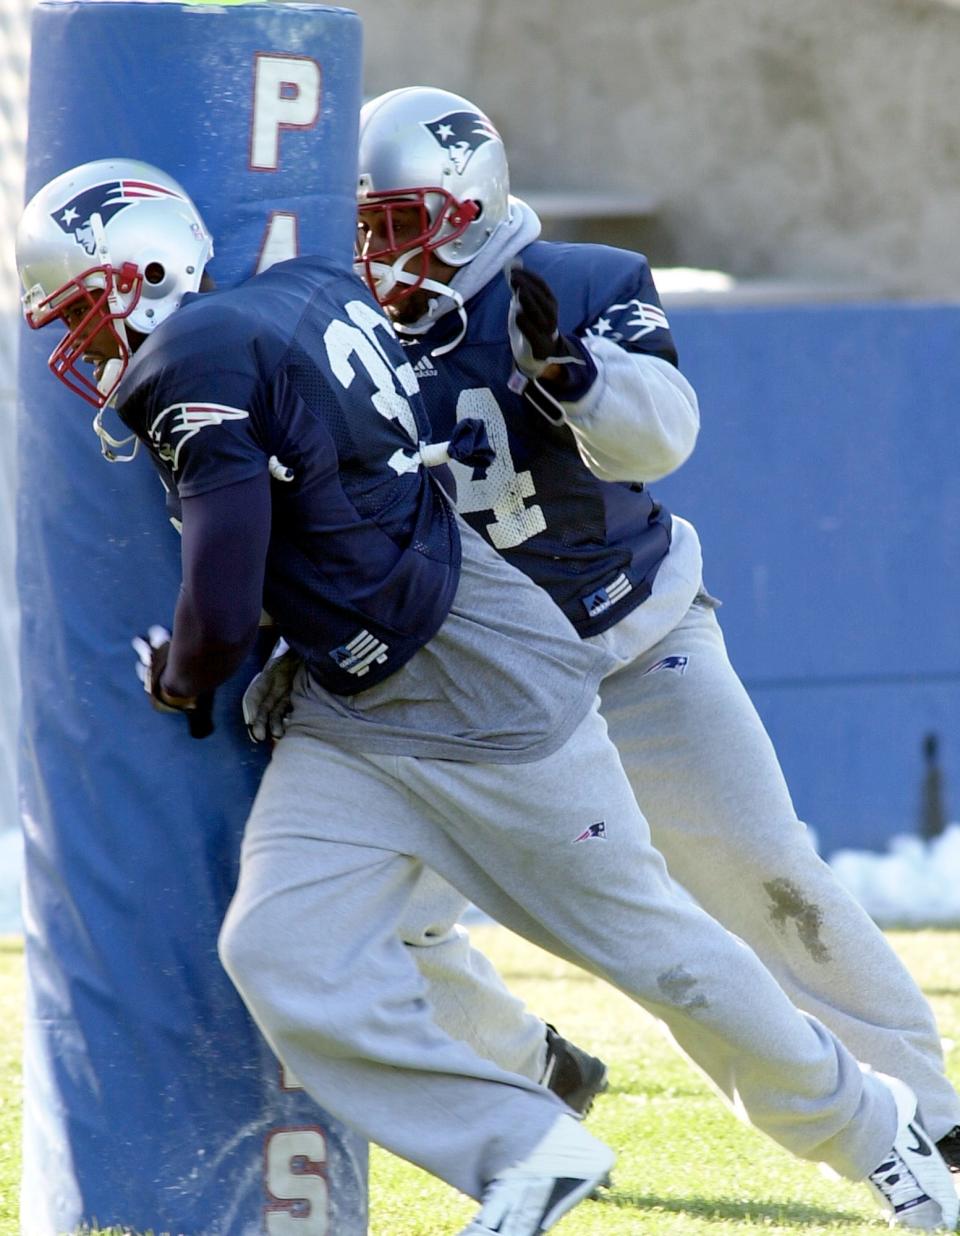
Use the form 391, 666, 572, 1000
349, 0, 960, 297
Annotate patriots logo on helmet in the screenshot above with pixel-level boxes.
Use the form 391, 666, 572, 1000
51, 179, 186, 256
422, 111, 499, 174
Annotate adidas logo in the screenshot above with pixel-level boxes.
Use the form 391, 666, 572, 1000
581, 573, 632, 619
411, 354, 438, 380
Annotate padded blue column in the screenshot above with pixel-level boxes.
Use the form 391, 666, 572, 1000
18, 4, 367, 1232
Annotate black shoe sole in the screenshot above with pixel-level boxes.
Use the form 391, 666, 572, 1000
565, 1060, 609, 1118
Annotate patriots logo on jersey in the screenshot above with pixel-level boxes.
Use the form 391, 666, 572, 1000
587, 299, 670, 344
147, 403, 249, 471
51, 179, 187, 257
572, 822, 607, 843
422, 111, 499, 175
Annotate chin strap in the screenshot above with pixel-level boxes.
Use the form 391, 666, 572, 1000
92, 359, 139, 462
409, 293, 468, 358
88, 213, 139, 462
92, 410, 140, 463
362, 254, 469, 356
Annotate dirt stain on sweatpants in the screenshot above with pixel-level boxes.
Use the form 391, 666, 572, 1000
764, 877, 830, 962
657, 965, 709, 1009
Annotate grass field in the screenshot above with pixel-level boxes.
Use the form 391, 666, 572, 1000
0, 940, 20, 1236
0, 926, 957, 1236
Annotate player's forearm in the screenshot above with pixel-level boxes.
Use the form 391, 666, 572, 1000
562, 340, 700, 482
161, 474, 272, 699
162, 591, 261, 699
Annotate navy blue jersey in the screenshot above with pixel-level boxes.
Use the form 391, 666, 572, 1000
117, 256, 461, 695
406, 240, 676, 638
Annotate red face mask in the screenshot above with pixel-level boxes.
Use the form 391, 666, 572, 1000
356, 187, 477, 307
25, 260, 142, 408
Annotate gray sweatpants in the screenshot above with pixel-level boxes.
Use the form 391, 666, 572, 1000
219, 691, 899, 1199
400, 597, 960, 1153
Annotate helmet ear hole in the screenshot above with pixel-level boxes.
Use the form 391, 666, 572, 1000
144, 261, 165, 285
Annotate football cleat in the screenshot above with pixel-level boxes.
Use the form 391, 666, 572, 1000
458, 1113, 615, 1236
936, 1124, 960, 1170
865, 1075, 959, 1230
541, 1025, 609, 1118
936, 1124, 960, 1196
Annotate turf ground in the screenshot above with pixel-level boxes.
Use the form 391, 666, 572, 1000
1, 926, 957, 1235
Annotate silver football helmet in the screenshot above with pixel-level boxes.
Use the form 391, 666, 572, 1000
16, 158, 213, 420
356, 86, 510, 307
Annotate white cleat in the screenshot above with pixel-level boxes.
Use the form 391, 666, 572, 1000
458, 1113, 615, 1235
866, 1075, 960, 1230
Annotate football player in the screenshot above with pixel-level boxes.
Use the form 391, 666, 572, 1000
17, 157, 957, 1234
351, 85, 960, 1223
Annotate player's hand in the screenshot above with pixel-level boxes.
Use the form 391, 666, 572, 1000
242, 639, 301, 743
132, 625, 215, 739
507, 263, 576, 381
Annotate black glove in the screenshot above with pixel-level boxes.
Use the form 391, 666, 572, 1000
132, 626, 215, 739
507, 265, 571, 377
509, 268, 560, 363
506, 261, 589, 411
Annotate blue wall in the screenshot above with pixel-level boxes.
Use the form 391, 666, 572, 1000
659, 301, 960, 856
